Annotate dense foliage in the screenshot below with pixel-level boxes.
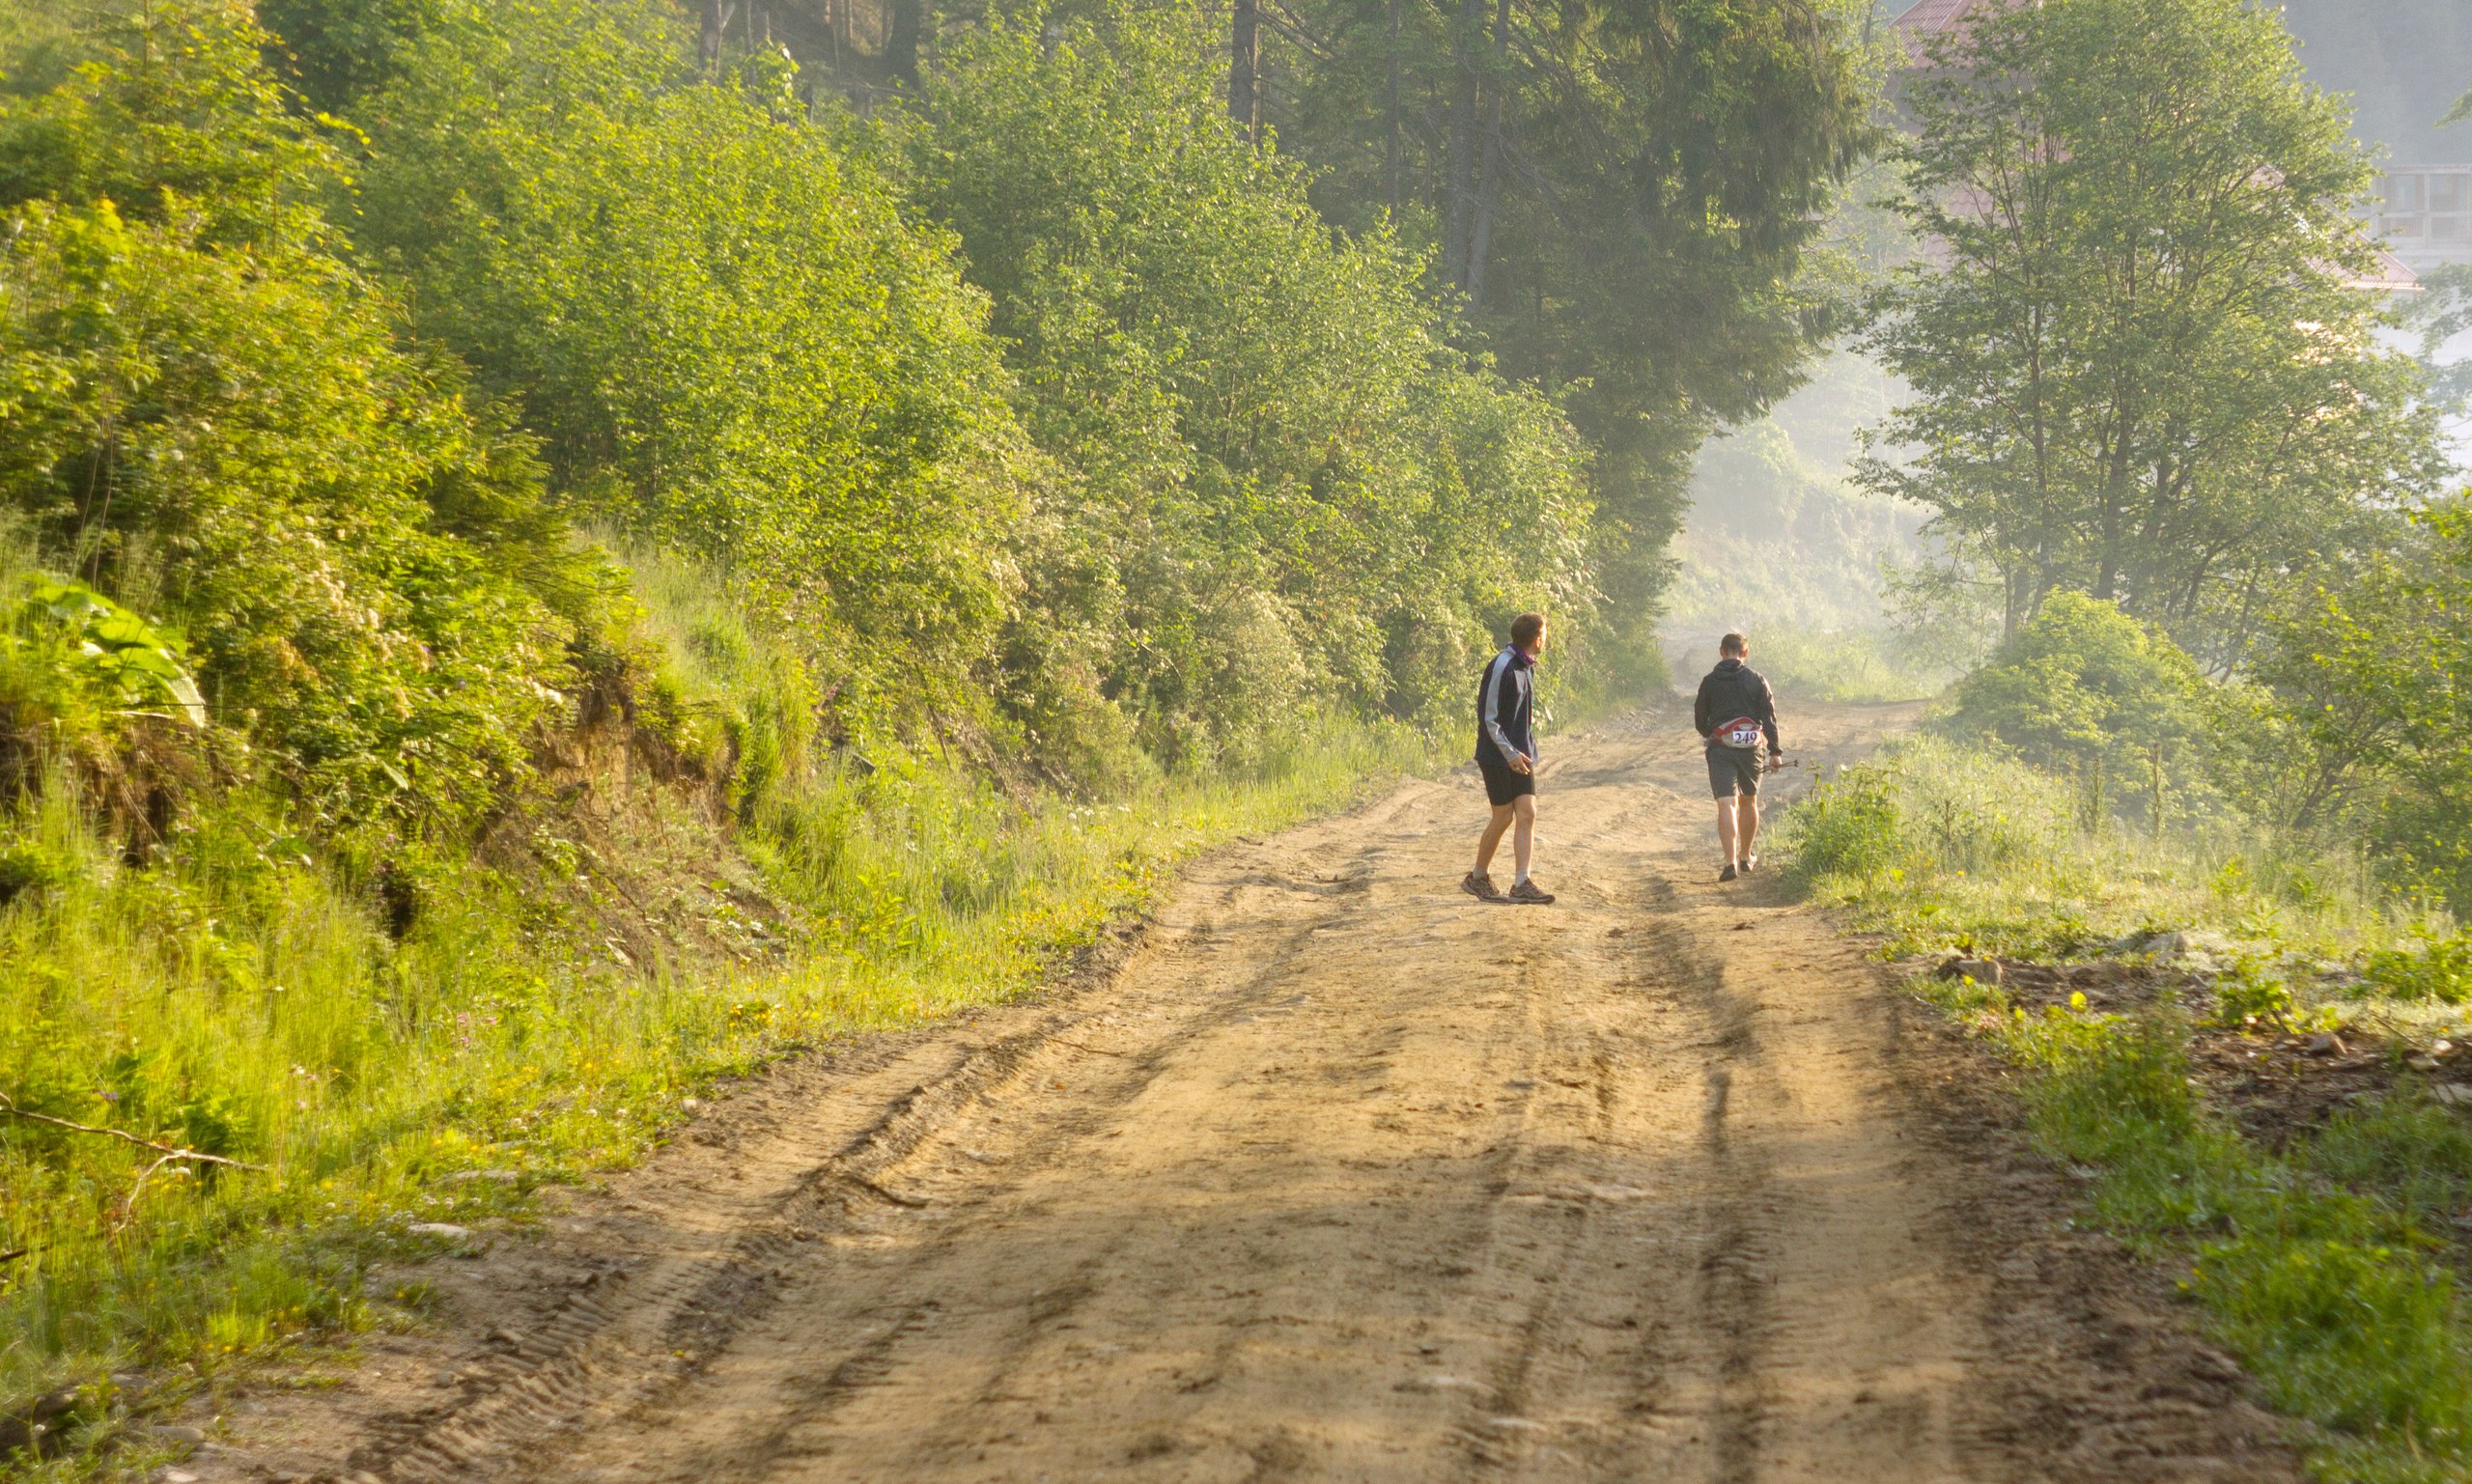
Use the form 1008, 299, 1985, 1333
1936, 593, 2215, 827
2249, 508, 2472, 910
897, 6, 1597, 761
0, 8, 594, 850
350, 0, 1029, 730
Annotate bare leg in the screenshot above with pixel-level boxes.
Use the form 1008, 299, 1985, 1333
1716, 798, 1739, 864
1511, 795, 1536, 882
1475, 802, 1515, 875
1737, 794, 1760, 859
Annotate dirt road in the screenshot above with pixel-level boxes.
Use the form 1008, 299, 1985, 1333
209, 702, 2302, 1484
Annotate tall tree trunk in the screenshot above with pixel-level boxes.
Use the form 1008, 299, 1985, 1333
701, 0, 724, 70
1465, 0, 1509, 306
1444, 0, 1481, 291
2093, 417, 2136, 603
1229, 0, 1261, 143
1384, 0, 1402, 213
887, 0, 924, 85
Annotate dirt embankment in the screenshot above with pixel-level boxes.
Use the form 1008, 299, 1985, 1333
182, 701, 2299, 1484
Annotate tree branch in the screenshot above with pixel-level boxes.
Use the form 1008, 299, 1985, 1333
0, 1093, 267, 1174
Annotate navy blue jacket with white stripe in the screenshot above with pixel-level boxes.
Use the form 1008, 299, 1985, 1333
1474, 646, 1537, 767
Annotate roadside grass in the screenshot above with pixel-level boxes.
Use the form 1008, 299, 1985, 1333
0, 561, 1444, 1473
1783, 735, 2410, 970
1791, 740, 2472, 1481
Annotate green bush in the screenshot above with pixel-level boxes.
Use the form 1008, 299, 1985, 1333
0, 196, 575, 843
2365, 936, 2472, 1004
1783, 734, 2082, 889
4, 578, 207, 729
0, 7, 609, 845
1937, 591, 2215, 826
2204, 959, 2316, 1031
2010, 1006, 2198, 1162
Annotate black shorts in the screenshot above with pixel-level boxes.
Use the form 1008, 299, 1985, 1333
1477, 750, 1536, 807
1707, 743, 1764, 799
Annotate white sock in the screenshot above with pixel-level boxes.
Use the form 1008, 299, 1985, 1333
1514, 872, 1531, 886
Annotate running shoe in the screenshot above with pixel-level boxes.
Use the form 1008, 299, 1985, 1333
1461, 870, 1504, 902
1508, 879, 1556, 905
1718, 862, 1739, 882
1741, 854, 1759, 875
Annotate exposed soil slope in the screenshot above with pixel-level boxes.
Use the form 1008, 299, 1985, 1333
191, 701, 2301, 1484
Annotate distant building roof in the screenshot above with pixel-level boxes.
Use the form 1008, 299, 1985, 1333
2349, 245, 2425, 293
1892, 0, 1990, 38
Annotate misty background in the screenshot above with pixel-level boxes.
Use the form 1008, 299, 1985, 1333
1663, 0, 2472, 700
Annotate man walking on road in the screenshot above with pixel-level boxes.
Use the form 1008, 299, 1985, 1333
1695, 631, 1783, 882
1462, 613, 1555, 905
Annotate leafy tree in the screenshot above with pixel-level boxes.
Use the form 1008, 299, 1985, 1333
1860, 0, 2445, 669
255, 0, 455, 116
1261, 0, 1882, 666
0, 0, 343, 252
2251, 508, 2472, 908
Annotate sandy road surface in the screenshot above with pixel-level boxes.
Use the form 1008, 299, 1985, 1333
211, 702, 2303, 1484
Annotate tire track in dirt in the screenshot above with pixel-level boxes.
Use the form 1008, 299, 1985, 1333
196, 702, 2306, 1484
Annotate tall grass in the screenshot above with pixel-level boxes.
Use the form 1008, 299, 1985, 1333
1780, 734, 2404, 963
0, 552, 1442, 1456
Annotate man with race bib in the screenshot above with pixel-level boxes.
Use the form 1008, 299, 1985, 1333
1694, 631, 1784, 882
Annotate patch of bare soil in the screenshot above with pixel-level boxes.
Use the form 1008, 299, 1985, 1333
479, 710, 802, 969
168, 701, 2301, 1483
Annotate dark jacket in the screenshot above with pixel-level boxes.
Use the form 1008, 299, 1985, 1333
1475, 646, 1536, 766
1695, 658, 1780, 753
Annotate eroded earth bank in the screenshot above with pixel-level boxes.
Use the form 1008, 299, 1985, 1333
197, 703, 2303, 1484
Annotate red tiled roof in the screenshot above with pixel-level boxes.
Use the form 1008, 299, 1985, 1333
2347, 246, 2423, 294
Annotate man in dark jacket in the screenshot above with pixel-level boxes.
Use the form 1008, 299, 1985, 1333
1462, 612, 1555, 904
1694, 631, 1783, 882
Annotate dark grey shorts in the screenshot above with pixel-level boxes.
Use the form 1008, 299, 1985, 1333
1707, 744, 1764, 799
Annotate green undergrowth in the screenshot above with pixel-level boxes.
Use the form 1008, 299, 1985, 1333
1794, 739, 2472, 1479
0, 564, 1440, 1474
1781, 735, 2412, 968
